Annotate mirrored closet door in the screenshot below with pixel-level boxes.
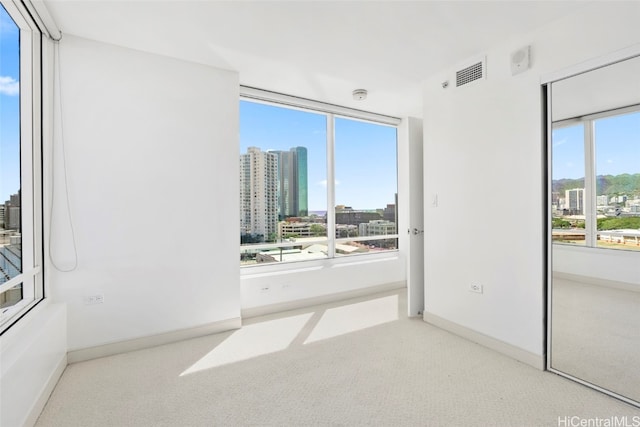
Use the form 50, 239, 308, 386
548, 54, 640, 407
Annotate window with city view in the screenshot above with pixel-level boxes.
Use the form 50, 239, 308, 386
552, 108, 640, 251
1, 1, 43, 333
334, 117, 398, 255
239, 97, 398, 266
1, 4, 23, 312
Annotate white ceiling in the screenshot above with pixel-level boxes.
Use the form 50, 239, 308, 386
44, 1, 597, 118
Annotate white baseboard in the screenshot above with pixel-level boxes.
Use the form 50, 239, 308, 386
242, 282, 406, 319
424, 312, 545, 370
68, 317, 242, 364
25, 353, 67, 427
553, 272, 640, 293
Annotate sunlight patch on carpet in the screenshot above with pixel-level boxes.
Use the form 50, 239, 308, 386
181, 313, 313, 375
304, 295, 398, 344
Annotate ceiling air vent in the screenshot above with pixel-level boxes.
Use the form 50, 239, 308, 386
456, 59, 485, 87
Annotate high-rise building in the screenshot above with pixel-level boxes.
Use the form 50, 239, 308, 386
4, 191, 21, 231
273, 147, 308, 219
359, 220, 397, 237
293, 147, 308, 217
383, 204, 395, 222
565, 188, 585, 215
335, 206, 382, 226
240, 146, 308, 241
240, 147, 279, 240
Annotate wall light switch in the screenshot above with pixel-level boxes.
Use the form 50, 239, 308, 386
84, 294, 104, 305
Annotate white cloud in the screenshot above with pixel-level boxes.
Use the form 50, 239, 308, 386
553, 138, 567, 147
607, 159, 614, 164
0, 76, 19, 96
318, 179, 340, 188
0, 11, 18, 35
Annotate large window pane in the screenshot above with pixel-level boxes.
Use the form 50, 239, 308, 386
551, 124, 586, 246
0, 4, 22, 307
334, 117, 398, 255
594, 111, 640, 250
240, 100, 328, 265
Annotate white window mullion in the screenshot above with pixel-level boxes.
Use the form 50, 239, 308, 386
327, 114, 336, 258
584, 120, 597, 247
336, 234, 399, 244
20, 27, 35, 274
0, 267, 40, 298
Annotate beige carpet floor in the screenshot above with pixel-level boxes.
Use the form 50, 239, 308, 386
551, 277, 640, 403
36, 288, 640, 426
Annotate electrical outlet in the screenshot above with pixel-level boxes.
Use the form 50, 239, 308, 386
469, 284, 483, 294
84, 294, 104, 305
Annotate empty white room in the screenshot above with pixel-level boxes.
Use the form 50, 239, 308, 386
1, 1, 640, 426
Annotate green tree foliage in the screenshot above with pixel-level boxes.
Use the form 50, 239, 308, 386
554, 174, 640, 197
597, 217, 640, 230
598, 173, 640, 195
241, 233, 264, 244
552, 218, 571, 228
552, 177, 585, 194
310, 224, 326, 236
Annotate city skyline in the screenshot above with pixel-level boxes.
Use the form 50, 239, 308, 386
238, 140, 398, 247
240, 100, 397, 211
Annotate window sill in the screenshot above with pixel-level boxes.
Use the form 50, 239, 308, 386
240, 250, 400, 278
553, 242, 640, 255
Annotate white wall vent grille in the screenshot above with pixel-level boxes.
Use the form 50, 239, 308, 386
456, 55, 487, 87
456, 61, 485, 87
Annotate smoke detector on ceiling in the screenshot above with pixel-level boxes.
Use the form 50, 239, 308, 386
352, 89, 367, 101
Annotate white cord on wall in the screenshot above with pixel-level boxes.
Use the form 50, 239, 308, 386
49, 37, 78, 272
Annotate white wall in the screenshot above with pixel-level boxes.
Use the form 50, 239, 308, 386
50, 35, 241, 351
422, 2, 640, 356
553, 245, 640, 285
241, 254, 405, 313
0, 303, 67, 427
551, 54, 640, 122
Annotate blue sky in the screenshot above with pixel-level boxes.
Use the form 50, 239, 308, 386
1, 4, 20, 203
240, 100, 397, 211
552, 111, 639, 180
